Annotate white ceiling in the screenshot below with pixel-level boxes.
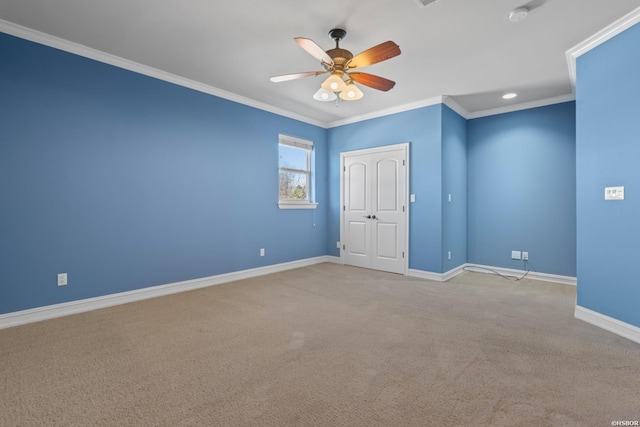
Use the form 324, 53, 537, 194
1, 0, 639, 126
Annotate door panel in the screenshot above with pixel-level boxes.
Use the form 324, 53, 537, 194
376, 159, 398, 212
348, 162, 367, 211
348, 221, 368, 255
376, 223, 398, 259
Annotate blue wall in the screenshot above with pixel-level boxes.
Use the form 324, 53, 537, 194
327, 106, 443, 272
2, 28, 582, 317
0, 33, 328, 314
576, 22, 640, 328
467, 102, 576, 276
327, 104, 468, 274
442, 105, 468, 272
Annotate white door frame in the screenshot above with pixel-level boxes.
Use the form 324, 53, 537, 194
339, 142, 410, 275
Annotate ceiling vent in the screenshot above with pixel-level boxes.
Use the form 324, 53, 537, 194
415, 0, 439, 9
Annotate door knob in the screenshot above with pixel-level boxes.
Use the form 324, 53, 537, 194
371, 215, 377, 219
363, 215, 372, 219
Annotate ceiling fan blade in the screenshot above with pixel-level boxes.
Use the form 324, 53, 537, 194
349, 72, 396, 92
270, 71, 325, 83
294, 37, 334, 66
347, 41, 401, 69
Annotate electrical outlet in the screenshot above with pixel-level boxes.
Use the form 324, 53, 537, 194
448, 251, 451, 260
260, 248, 265, 257
522, 251, 529, 261
57, 273, 68, 286
511, 251, 521, 260
336, 241, 341, 248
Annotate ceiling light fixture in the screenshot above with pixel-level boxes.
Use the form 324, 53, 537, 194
318, 71, 364, 103
313, 88, 337, 102
503, 92, 518, 100
508, 7, 529, 22
339, 81, 364, 101
321, 72, 348, 93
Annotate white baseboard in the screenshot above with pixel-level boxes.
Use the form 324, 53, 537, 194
0, 257, 579, 331
408, 269, 443, 281
409, 263, 576, 285
324, 255, 341, 264
575, 305, 640, 345
463, 264, 577, 286
0, 256, 338, 330
408, 264, 467, 282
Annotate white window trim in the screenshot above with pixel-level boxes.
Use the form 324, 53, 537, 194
278, 201, 318, 210
279, 135, 313, 150
278, 134, 318, 210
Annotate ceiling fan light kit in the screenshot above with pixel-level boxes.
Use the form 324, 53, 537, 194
270, 28, 401, 103
313, 88, 337, 102
321, 73, 348, 92
339, 82, 364, 101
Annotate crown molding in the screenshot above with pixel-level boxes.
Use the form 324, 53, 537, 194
3, 14, 619, 130
328, 92, 577, 125
442, 96, 471, 119
467, 93, 575, 119
566, 7, 640, 89
327, 96, 445, 128
0, 19, 327, 128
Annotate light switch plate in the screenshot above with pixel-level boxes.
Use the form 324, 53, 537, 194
605, 186, 624, 200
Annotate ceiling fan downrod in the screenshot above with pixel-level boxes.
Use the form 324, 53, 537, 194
328, 28, 347, 47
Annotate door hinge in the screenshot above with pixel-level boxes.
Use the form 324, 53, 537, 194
343, 205, 346, 211
402, 251, 405, 259
403, 159, 406, 166
343, 166, 346, 172
343, 244, 346, 250
403, 205, 405, 212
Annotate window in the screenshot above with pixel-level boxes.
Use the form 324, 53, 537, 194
278, 135, 317, 209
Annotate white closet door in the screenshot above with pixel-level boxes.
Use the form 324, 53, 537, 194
342, 145, 407, 274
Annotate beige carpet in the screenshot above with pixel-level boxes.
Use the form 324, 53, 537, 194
1, 263, 639, 426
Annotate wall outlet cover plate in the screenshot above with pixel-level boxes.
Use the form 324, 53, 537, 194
57, 273, 68, 286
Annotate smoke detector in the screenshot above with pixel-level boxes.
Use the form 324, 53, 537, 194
509, 7, 529, 22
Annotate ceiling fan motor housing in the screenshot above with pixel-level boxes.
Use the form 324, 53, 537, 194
327, 48, 353, 70
328, 28, 347, 42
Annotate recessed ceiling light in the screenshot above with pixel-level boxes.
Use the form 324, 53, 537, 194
503, 93, 517, 100
509, 7, 529, 22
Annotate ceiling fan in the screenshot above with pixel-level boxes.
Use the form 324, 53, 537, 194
270, 28, 401, 101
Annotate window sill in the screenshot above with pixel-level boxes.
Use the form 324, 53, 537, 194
278, 201, 318, 210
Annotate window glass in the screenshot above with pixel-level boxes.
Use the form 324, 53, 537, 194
279, 145, 308, 171
278, 135, 317, 209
